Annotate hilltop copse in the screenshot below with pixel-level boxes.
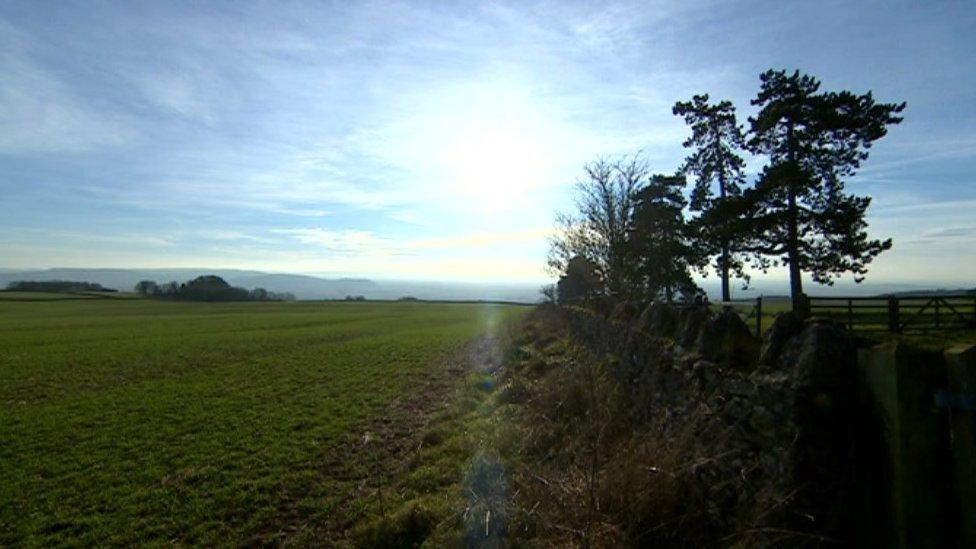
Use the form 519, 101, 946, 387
134, 275, 294, 302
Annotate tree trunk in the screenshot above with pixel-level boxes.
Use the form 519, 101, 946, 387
713, 126, 732, 302
720, 244, 731, 302
717, 169, 731, 302
786, 184, 805, 315
785, 122, 806, 317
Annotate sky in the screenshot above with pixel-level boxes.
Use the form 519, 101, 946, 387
1, 0, 974, 287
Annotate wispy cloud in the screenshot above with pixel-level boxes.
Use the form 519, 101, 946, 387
409, 228, 553, 250
920, 226, 976, 239
273, 226, 552, 258
274, 229, 398, 256
873, 198, 976, 215
203, 230, 277, 244
5, 227, 176, 248
129, 66, 222, 123
0, 20, 136, 154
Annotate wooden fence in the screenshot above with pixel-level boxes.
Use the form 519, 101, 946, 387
716, 294, 976, 335
808, 294, 976, 333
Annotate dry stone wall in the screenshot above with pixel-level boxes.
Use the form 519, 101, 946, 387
563, 302, 862, 542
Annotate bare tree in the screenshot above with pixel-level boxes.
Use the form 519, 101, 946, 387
547, 155, 649, 299
539, 283, 558, 304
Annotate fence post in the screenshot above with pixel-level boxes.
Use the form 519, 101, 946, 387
944, 344, 976, 547
797, 292, 810, 319
755, 296, 763, 335
848, 298, 855, 330
888, 296, 900, 333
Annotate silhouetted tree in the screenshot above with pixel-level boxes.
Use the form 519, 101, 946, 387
539, 284, 558, 304
548, 156, 647, 298
137, 277, 290, 301
741, 69, 904, 314
175, 276, 241, 301
557, 256, 601, 303
673, 94, 749, 301
158, 281, 179, 296
626, 174, 705, 301
134, 280, 158, 296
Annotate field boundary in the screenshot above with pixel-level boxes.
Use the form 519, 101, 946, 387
0, 290, 129, 302
714, 294, 976, 335
809, 294, 976, 333
321, 298, 537, 306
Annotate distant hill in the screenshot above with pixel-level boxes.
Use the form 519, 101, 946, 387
0, 269, 376, 300
0, 269, 265, 293
877, 288, 976, 297
0, 268, 541, 302
2, 269, 971, 303
5, 280, 116, 292
227, 273, 377, 299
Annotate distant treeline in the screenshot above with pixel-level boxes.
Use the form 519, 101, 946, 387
5, 280, 116, 293
135, 276, 294, 302
883, 289, 976, 297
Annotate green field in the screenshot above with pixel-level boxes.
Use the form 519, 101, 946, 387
0, 298, 525, 546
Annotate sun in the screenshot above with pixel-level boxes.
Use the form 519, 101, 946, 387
445, 120, 550, 212
420, 84, 560, 216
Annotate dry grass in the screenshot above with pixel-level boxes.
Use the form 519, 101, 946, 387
490, 306, 802, 548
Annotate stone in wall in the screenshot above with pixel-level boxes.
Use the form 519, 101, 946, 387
675, 304, 712, 348
696, 308, 760, 369
636, 301, 678, 337
560, 302, 861, 544
759, 311, 805, 366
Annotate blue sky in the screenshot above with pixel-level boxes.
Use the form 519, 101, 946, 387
1, 0, 974, 285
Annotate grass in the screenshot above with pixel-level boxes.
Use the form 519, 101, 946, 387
0, 298, 526, 546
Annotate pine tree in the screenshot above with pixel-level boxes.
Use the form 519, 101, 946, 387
673, 94, 748, 302
743, 69, 905, 314
627, 174, 705, 302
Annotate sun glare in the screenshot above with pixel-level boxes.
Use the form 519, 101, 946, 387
415, 83, 560, 216
445, 121, 549, 213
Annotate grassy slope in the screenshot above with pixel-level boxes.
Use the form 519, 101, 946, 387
0, 299, 525, 546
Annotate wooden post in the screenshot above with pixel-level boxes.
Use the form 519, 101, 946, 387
755, 296, 763, 336
795, 292, 810, 319
888, 296, 900, 333
848, 298, 855, 330
858, 343, 955, 547
944, 345, 976, 546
